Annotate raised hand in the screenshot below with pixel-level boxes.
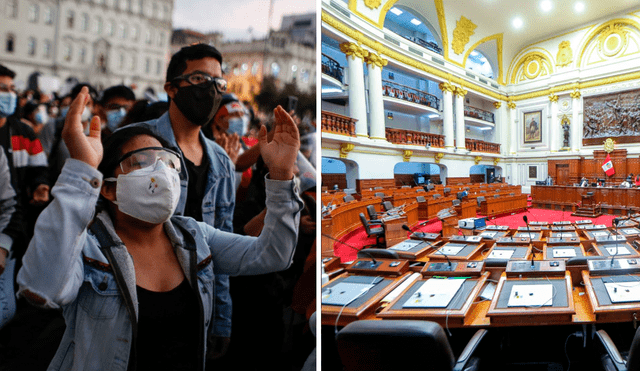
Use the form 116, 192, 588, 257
61, 86, 103, 169
258, 105, 300, 181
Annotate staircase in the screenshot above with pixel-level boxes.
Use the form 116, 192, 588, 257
571, 195, 601, 217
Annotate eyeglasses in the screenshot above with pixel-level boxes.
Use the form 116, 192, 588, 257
172, 72, 227, 93
0, 83, 16, 93
115, 147, 182, 175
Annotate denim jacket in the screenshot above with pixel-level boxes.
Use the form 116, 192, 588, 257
131, 113, 235, 337
16, 159, 302, 371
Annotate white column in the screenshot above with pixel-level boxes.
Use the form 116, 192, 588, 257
571, 90, 582, 151
439, 82, 455, 148
454, 86, 467, 150
365, 52, 388, 141
494, 102, 508, 155
549, 94, 559, 151
340, 42, 368, 137
508, 101, 517, 154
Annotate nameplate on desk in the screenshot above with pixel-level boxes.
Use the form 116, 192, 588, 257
389, 240, 421, 252
556, 233, 575, 238
436, 244, 465, 255
530, 222, 548, 226
487, 249, 515, 259
604, 280, 640, 303
588, 259, 640, 274
507, 284, 553, 307
553, 221, 572, 226
322, 276, 384, 306
606, 246, 631, 256
553, 248, 577, 258
402, 278, 466, 308
383, 215, 401, 221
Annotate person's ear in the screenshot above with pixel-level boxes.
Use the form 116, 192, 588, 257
164, 82, 177, 100
100, 182, 117, 202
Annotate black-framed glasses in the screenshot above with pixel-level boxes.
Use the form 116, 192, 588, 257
172, 72, 227, 93
116, 147, 182, 174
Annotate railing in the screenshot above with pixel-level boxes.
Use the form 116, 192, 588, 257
321, 110, 357, 137
386, 127, 444, 147
400, 35, 443, 55
464, 105, 495, 123
321, 53, 344, 83
465, 138, 501, 154
382, 80, 440, 111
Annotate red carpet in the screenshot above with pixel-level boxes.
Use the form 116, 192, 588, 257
332, 208, 617, 262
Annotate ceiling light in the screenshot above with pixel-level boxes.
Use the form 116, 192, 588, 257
410, 18, 422, 26
479, 127, 493, 131
574, 2, 585, 13
390, 7, 403, 16
321, 87, 343, 94
540, 0, 552, 12
428, 114, 440, 118
512, 17, 523, 29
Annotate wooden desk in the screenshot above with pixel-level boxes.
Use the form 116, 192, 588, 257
532, 185, 640, 215
583, 271, 640, 323
479, 194, 528, 217
382, 214, 408, 248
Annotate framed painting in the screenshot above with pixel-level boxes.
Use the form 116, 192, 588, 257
529, 166, 537, 179
523, 110, 542, 143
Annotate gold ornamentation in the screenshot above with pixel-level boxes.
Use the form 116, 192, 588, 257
364, 52, 388, 68
462, 33, 505, 85
339, 42, 368, 60
597, 23, 629, 57
561, 115, 570, 126
576, 19, 640, 67
454, 86, 467, 97
434, 0, 448, 60
549, 94, 558, 102
493, 158, 500, 166
507, 101, 516, 110
364, 0, 382, 10
339, 143, 355, 158
604, 138, 615, 153
510, 51, 553, 84
494, 102, 502, 109
402, 150, 413, 162
474, 156, 482, 165
452, 16, 477, 55
570, 90, 581, 99
439, 82, 455, 93
434, 152, 444, 164
556, 41, 573, 67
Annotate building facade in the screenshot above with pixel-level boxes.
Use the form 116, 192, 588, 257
0, 0, 173, 96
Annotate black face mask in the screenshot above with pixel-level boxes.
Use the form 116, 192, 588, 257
172, 84, 222, 126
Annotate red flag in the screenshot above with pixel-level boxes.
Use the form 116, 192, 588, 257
602, 153, 615, 176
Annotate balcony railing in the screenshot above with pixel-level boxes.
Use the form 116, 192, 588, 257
321, 53, 344, 83
382, 80, 441, 111
386, 128, 444, 147
400, 35, 443, 55
321, 110, 356, 137
465, 138, 500, 154
464, 105, 495, 123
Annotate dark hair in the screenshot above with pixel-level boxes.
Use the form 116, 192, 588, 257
0, 64, 16, 79
119, 100, 169, 128
100, 85, 135, 105
98, 126, 172, 178
70, 83, 98, 101
22, 101, 39, 117
166, 43, 223, 83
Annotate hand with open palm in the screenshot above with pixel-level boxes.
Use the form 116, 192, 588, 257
258, 105, 300, 181
61, 86, 103, 169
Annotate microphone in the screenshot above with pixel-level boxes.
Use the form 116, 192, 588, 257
403, 224, 452, 270
523, 215, 535, 269
321, 233, 377, 265
611, 218, 620, 266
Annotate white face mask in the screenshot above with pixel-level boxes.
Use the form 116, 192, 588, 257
81, 106, 92, 122
106, 160, 181, 224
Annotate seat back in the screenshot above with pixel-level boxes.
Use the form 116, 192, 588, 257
336, 320, 456, 371
477, 196, 486, 208
452, 199, 461, 207
366, 205, 378, 220
357, 249, 399, 260
433, 194, 442, 200
427, 184, 435, 191
374, 192, 385, 199
343, 195, 355, 202
359, 213, 372, 235
443, 187, 451, 195
382, 201, 394, 211
626, 326, 640, 370
416, 196, 426, 203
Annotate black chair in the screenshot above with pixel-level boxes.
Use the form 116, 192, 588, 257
336, 320, 487, 371
443, 187, 451, 196
452, 199, 461, 207
357, 248, 399, 260
382, 201, 394, 212
374, 192, 385, 199
359, 213, 385, 249
433, 194, 442, 200
476, 196, 486, 208
426, 184, 435, 191
416, 196, 426, 203
343, 195, 355, 202
494, 194, 500, 198
416, 188, 425, 193
595, 325, 640, 371
374, 186, 384, 190
366, 205, 383, 224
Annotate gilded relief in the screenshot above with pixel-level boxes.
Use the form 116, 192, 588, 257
452, 16, 477, 55
583, 89, 640, 145
556, 41, 573, 67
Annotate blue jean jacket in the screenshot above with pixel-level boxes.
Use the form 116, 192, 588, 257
131, 113, 235, 337
16, 159, 302, 370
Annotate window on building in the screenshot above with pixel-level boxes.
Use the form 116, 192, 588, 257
130, 54, 136, 71
119, 53, 125, 69
157, 32, 163, 46
156, 59, 162, 75
131, 25, 139, 40
43, 40, 51, 58
79, 46, 87, 64
271, 62, 280, 77
6, 0, 18, 19
28, 37, 36, 56
6, 34, 14, 53
251, 62, 260, 75
44, 6, 53, 25
67, 10, 75, 29
64, 43, 72, 62
118, 24, 126, 39
94, 17, 103, 34
163, 4, 169, 20
28, 3, 39, 23
301, 68, 310, 83
145, 29, 151, 44
132, 0, 139, 13
107, 20, 114, 36
155, 2, 162, 19
145, 57, 150, 73
81, 13, 89, 32
466, 50, 494, 79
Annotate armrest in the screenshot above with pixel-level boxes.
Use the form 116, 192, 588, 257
368, 219, 383, 225
595, 329, 627, 371
453, 329, 488, 371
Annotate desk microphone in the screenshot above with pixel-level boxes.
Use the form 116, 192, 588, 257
611, 218, 620, 266
523, 215, 535, 269
403, 224, 452, 270
320, 233, 377, 266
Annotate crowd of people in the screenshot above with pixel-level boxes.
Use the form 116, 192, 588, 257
0, 43, 316, 371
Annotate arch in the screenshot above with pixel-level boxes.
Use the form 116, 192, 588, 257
322, 156, 359, 190
469, 164, 502, 184
382, 4, 443, 52
463, 33, 503, 84
509, 50, 554, 84
393, 161, 445, 185
577, 18, 640, 68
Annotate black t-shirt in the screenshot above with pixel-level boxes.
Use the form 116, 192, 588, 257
135, 279, 200, 371
183, 155, 209, 222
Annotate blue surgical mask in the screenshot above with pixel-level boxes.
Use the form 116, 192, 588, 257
0, 92, 17, 118
227, 117, 247, 136
60, 106, 70, 118
35, 110, 49, 124
106, 107, 127, 132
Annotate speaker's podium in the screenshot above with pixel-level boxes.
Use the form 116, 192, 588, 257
438, 208, 458, 237
382, 214, 408, 248
572, 191, 601, 217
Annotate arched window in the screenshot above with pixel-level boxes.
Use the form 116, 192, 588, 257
466, 50, 494, 79
67, 10, 75, 29
43, 40, 52, 58
63, 43, 73, 62
44, 6, 54, 25
6, 0, 18, 19
383, 6, 442, 55
28, 3, 39, 23
94, 16, 103, 34
79, 46, 87, 64
81, 13, 89, 32
6, 34, 15, 53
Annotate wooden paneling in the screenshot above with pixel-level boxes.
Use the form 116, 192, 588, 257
532, 185, 640, 214
470, 174, 486, 183
322, 174, 347, 190
394, 174, 415, 187
447, 177, 471, 185
356, 179, 395, 193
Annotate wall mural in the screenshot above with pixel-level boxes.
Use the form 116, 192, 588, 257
583, 89, 640, 145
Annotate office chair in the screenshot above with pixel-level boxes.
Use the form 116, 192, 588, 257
416, 188, 426, 193
477, 196, 486, 208
359, 213, 385, 249
452, 199, 461, 207
357, 248, 399, 260
433, 194, 442, 199
426, 184, 435, 191
443, 187, 451, 196
374, 186, 384, 190
366, 205, 383, 224
382, 201, 394, 212
494, 194, 500, 198
595, 325, 640, 371
336, 320, 487, 371
416, 195, 427, 203
374, 192, 385, 199
343, 195, 355, 202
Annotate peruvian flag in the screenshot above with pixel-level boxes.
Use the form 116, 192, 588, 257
602, 153, 615, 176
